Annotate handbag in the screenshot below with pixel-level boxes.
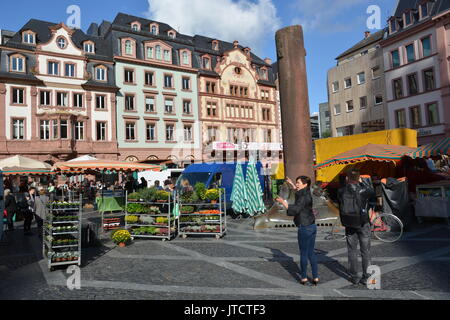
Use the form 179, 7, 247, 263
3, 210, 7, 218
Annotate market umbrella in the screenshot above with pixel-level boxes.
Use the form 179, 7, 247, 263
405, 138, 450, 159
245, 160, 266, 217
314, 144, 415, 170
68, 155, 98, 162
53, 159, 162, 173
231, 162, 248, 214
0, 155, 53, 176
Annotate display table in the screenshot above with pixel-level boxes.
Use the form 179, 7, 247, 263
96, 197, 125, 213
415, 180, 450, 219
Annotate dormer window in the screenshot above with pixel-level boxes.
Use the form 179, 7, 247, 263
260, 68, 268, 80
57, 37, 67, 49
182, 51, 189, 65
404, 11, 412, 26
22, 31, 35, 44
181, 50, 191, 66
420, 2, 429, 20
389, 18, 398, 34
168, 31, 176, 39
10, 54, 26, 73
131, 22, 141, 32
212, 40, 219, 51
83, 41, 95, 53
150, 23, 159, 35
155, 45, 162, 60
202, 56, 211, 70
94, 65, 107, 82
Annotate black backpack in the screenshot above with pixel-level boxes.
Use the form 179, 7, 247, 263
339, 184, 369, 228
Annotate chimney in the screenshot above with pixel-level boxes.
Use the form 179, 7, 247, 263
364, 31, 371, 39
244, 47, 251, 56
264, 57, 272, 65
233, 40, 239, 48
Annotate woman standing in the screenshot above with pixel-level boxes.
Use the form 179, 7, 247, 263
34, 188, 49, 239
276, 176, 319, 286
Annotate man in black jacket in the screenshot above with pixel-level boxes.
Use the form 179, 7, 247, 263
338, 169, 375, 286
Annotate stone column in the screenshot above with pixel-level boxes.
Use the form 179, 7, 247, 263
275, 25, 315, 183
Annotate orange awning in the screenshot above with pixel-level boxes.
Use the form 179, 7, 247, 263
315, 144, 416, 170
53, 160, 162, 173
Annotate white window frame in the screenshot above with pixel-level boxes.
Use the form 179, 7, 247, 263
40, 120, 50, 140
74, 122, 84, 140
344, 77, 352, 89
332, 81, 339, 93
97, 122, 107, 141
12, 119, 24, 140
11, 56, 25, 72
357, 72, 365, 85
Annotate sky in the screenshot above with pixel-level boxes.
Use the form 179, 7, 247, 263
0, 0, 396, 114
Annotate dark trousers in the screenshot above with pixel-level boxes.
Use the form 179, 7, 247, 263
23, 210, 33, 233
6, 210, 15, 230
298, 224, 318, 279
35, 215, 43, 238
345, 223, 372, 280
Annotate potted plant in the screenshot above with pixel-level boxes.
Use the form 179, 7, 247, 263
181, 206, 195, 214
194, 182, 207, 201
139, 187, 157, 202
128, 192, 141, 202
125, 215, 139, 224
112, 229, 132, 247
205, 189, 220, 204
155, 190, 170, 203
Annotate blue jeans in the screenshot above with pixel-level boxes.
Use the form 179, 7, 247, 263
298, 224, 318, 279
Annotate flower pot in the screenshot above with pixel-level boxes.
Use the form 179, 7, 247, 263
118, 242, 126, 248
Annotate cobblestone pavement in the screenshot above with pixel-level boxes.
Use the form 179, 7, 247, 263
1, 217, 450, 300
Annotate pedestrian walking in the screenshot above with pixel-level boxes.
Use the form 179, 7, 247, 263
338, 169, 376, 285
34, 188, 49, 239
18, 190, 34, 236
4, 189, 17, 231
276, 176, 319, 286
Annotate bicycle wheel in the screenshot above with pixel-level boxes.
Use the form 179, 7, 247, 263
372, 213, 403, 243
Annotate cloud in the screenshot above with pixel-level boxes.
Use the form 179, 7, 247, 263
291, 0, 371, 33
145, 0, 281, 56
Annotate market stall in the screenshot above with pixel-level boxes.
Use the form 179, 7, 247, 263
415, 181, 450, 222
53, 159, 162, 232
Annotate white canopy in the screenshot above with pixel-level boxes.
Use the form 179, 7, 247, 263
0, 155, 51, 170
68, 155, 98, 162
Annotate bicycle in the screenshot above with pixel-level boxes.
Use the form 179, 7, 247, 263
329, 208, 404, 243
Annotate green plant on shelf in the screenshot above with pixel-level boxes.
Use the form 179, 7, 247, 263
155, 217, 169, 224
148, 206, 161, 214
126, 203, 146, 213
125, 215, 139, 224
155, 190, 170, 201
128, 192, 141, 201
205, 189, 220, 201
181, 206, 195, 214
138, 187, 158, 202
194, 182, 207, 201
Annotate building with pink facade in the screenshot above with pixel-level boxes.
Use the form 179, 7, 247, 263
0, 20, 119, 163
381, 0, 450, 145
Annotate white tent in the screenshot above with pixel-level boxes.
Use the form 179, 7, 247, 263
68, 155, 98, 162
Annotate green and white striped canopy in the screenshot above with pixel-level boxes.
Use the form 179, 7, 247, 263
406, 138, 450, 159
231, 162, 247, 214
245, 161, 266, 217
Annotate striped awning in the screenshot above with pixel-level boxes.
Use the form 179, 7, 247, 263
53, 160, 162, 173
2, 168, 53, 176
314, 144, 415, 170
405, 138, 450, 159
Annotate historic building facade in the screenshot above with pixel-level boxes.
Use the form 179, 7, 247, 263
196, 38, 281, 164
103, 14, 202, 165
0, 20, 119, 163
381, 0, 450, 145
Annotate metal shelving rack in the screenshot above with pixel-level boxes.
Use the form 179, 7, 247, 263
43, 195, 82, 271
177, 189, 227, 239
125, 192, 177, 241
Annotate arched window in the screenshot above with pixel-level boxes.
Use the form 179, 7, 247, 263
125, 40, 133, 55
164, 49, 170, 62
132, 24, 139, 31
155, 45, 162, 60
151, 26, 157, 35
